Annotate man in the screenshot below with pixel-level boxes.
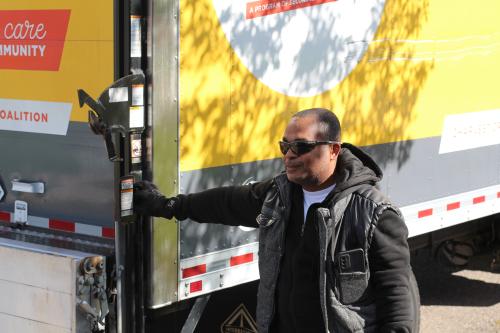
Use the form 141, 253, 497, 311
134, 108, 419, 332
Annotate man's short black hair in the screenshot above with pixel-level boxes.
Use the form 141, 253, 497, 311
293, 108, 341, 142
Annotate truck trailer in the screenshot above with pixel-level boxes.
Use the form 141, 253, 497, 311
0, 0, 499, 332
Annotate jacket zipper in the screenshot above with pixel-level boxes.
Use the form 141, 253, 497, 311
267, 185, 288, 332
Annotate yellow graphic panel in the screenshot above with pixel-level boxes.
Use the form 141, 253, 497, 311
0, 0, 114, 134
180, 0, 500, 171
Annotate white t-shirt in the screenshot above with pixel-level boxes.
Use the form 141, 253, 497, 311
303, 184, 336, 221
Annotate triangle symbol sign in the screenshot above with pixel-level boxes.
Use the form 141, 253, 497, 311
220, 303, 258, 333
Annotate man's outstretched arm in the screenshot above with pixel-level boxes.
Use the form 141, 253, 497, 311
134, 180, 273, 228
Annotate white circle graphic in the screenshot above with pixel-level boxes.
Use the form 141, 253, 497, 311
212, 0, 386, 97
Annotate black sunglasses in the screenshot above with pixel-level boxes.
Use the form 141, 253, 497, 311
279, 140, 338, 156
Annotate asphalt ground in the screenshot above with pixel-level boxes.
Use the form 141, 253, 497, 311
411, 241, 500, 333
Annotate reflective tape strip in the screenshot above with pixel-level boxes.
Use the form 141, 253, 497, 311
181, 250, 256, 277
413, 193, 495, 218
0, 211, 114, 239
181, 252, 255, 279
447, 202, 460, 211
75, 223, 102, 237
189, 280, 203, 293
402, 184, 500, 237
180, 258, 259, 300
182, 264, 207, 279
179, 243, 260, 298
418, 209, 433, 218
49, 219, 75, 232
473, 196, 485, 204
101, 227, 115, 239
0, 211, 10, 222
230, 253, 254, 266
28, 216, 49, 228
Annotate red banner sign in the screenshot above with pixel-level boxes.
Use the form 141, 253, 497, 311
0, 10, 71, 71
246, 0, 337, 19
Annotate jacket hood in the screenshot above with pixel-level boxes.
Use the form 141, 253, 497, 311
332, 142, 383, 193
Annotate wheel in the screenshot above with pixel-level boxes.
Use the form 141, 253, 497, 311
409, 269, 421, 332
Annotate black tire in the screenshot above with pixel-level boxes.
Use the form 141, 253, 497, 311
409, 269, 421, 332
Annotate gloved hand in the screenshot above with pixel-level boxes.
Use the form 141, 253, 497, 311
133, 180, 177, 219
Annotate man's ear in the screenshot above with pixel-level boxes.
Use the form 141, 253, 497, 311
331, 143, 341, 158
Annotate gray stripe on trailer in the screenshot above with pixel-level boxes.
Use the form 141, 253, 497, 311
178, 159, 282, 259
75, 223, 102, 237
28, 216, 49, 228
364, 137, 500, 206
0, 122, 114, 227
179, 137, 500, 258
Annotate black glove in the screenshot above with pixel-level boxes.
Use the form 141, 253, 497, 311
133, 180, 177, 219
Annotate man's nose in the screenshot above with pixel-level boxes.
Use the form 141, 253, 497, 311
284, 149, 297, 159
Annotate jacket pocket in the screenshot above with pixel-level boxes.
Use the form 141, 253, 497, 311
335, 248, 369, 304
338, 271, 369, 304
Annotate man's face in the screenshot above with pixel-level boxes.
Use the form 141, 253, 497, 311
282, 115, 340, 191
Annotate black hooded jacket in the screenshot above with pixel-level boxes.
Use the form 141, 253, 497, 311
174, 143, 416, 332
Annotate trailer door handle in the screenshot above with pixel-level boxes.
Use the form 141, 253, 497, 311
11, 180, 45, 194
